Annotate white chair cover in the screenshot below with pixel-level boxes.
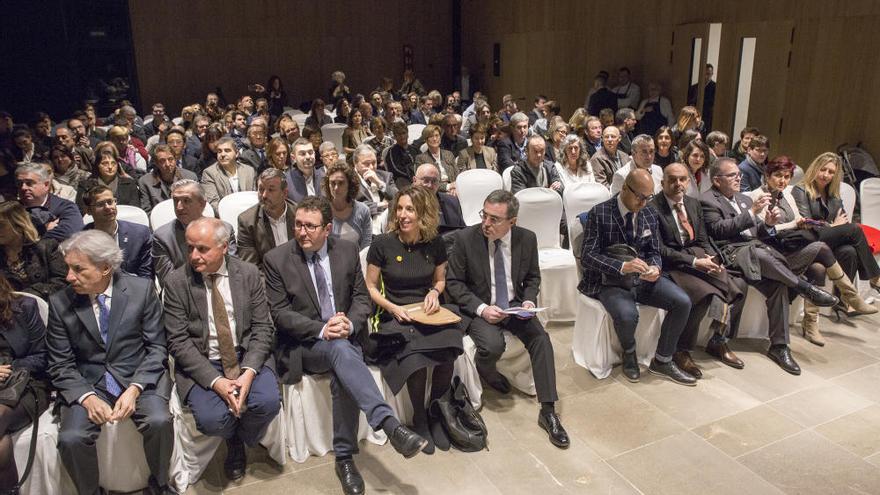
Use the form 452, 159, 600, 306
172, 117, 183, 126
456, 169, 503, 225
218, 191, 259, 235
321, 123, 347, 154
861, 178, 880, 229
514, 188, 578, 322
502, 167, 513, 191
571, 293, 666, 379
145, 134, 160, 154
562, 182, 611, 258
281, 369, 387, 463
292, 114, 309, 128
407, 124, 425, 144
150, 198, 214, 230
371, 209, 388, 236
792, 165, 805, 185
840, 182, 856, 219
115, 205, 150, 227
13, 410, 73, 495
454, 334, 536, 410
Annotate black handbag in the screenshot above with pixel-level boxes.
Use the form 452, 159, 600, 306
429, 376, 488, 452
772, 228, 820, 253
0, 368, 30, 408
600, 244, 641, 289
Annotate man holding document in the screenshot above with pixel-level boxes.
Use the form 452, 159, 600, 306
447, 189, 569, 449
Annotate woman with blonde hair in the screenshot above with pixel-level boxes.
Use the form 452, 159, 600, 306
364, 185, 464, 454
0, 201, 67, 299
671, 106, 702, 143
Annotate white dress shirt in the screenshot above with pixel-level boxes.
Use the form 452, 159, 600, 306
267, 204, 289, 246
476, 230, 518, 317
305, 173, 316, 196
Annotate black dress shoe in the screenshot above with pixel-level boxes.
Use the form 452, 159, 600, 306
798, 283, 839, 308
648, 359, 697, 386
477, 364, 511, 394
389, 425, 428, 458
335, 459, 365, 495
705, 341, 745, 369
538, 411, 570, 449
622, 351, 640, 382
147, 476, 180, 495
224, 437, 247, 481
767, 345, 801, 375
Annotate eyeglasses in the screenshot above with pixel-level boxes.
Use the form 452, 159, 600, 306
93, 198, 117, 208
718, 171, 742, 179
479, 209, 511, 225
416, 176, 439, 185
624, 184, 654, 203
294, 222, 323, 233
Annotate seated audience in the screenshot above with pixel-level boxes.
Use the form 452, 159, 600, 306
323, 161, 373, 250
447, 190, 569, 448
139, 144, 198, 213
305, 99, 333, 129
544, 119, 567, 163
457, 122, 498, 172
652, 126, 676, 169
49, 144, 90, 190
705, 130, 729, 167
342, 107, 370, 156
0, 201, 66, 299
47, 230, 173, 495
164, 128, 200, 176
510, 136, 563, 194
610, 134, 663, 194
579, 170, 696, 385
440, 113, 467, 156
737, 134, 770, 192
352, 144, 397, 217
729, 126, 760, 164
366, 116, 394, 159
75, 150, 140, 212
382, 121, 419, 187
107, 125, 148, 173
82, 184, 153, 279
318, 141, 339, 170
588, 127, 627, 187
496, 112, 530, 172
265, 136, 291, 172
681, 139, 712, 197
15, 162, 84, 241
238, 125, 270, 173
286, 138, 326, 203
616, 108, 638, 155
237, 168, 297, 270
201, 137, 257, 213
415, 124, 458, 194
413, 163, 465, 237
163, 218, 281, 482
582, 116, 603, 157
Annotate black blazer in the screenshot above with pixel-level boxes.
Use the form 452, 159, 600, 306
75, 176, 141, 212
446, 224, 540, 317
650, 194, 717, 270
162, 256, 276, 398
5, 297, 48, 375
438, 192, 466, 235
699, 188, 773, 248
263, 237, 372, 384
237, 200, 299, 269
791, 184, 843, 222
0, 238, 67, 300
495, 136, 524, 172
286, 167, 326, 203
46, 273, 170, 405
84, 220, 153, 279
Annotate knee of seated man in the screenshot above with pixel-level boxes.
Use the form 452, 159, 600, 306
669, 286, 692, 311
138, 407, 173, 434
194, 404, 236, 436
247, 389, 281, 417
326, 337, 360, 362
58, 423, 97, 449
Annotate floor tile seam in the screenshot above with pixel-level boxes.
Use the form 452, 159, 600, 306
599, 458, 647, 495
732, 428, 816, 460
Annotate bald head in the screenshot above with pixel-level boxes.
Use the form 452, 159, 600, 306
621, 169, 655, 212
661, 163, 690, 201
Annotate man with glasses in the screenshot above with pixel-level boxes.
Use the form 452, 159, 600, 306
413, 163, 465, 236
447, 190, 570, 448
82, 184, 153, 278
579, 169, 697, 385
440, 113, 467, 155
700, 158, 837, 374
610, 134, 663, 195
263, 197, 428, 495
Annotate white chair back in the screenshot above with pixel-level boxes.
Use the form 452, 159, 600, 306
563, 182, 611, 253
172, 117, 183, 125
502, 167, 513, 191
321, 123, 347, 154
292, 114, 309, 128
840, 181, 856, 219
792, 165, 805, 186
456, 169, 503, 225
359, 246, 369, 278
14, 292, 48, 326
150, 198, 215, 230
515, 188, 563, 249
218, 191, 259, 235
861, 178, 880, 229
407, 124, 425, 144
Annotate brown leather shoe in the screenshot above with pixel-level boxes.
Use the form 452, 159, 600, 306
673, 351, 702, 379
705, 341, 744, 369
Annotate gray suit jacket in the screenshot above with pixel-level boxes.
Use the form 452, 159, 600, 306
201, 161, 257, 213
137, 168, 198, 213
152, 219, 238, 287
162, 256, 276, 398
237, 200, 298, 269
589, 146, 629, 187
46, 273, 170, 405
456, 146, 498, 172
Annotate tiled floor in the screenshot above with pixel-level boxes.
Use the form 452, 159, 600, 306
183, 309, 880, 494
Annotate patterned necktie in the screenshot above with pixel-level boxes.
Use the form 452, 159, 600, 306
96, 294, 123, 397
674, 202, 694, 243
312, 253, 335, 322
208, 274, 241, 379
493, 239, 509, 309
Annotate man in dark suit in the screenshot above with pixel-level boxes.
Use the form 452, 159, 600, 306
579, 169, 696, 385
237, 168, 297, 270
82, 184, 153, 279
510, 136, 563, 194
440, 113, 468, 156
586, 71, 618, 117
700, 158, 837, 374
495, 112, 530, 171
237, 125, 270, 172
447, 190, 569, 449
650, 164, 747, 376
286, 138, 326, 203
263, 197, 427, 495
352, 145, 397, 217
152, 179, 237, 287
16, 162, 84, 241
413, 163, 465, 237
47, 230, 173, 495
165, 128, 201, 177
140, 144, 198, 213
162, 217, 281, 481
408, 96, 431, 125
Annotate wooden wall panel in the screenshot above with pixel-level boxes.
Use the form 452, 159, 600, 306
129, 0, 452, 116
461, 0, 880, 165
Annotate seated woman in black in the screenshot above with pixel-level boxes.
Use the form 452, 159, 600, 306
0, 201, 67, 300
365, 185, 464, 454
792, 152, 880, 296
0, 274, 50, 492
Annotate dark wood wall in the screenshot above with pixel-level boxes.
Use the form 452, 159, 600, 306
129, 0, 452, 115
461, 0, 880, 165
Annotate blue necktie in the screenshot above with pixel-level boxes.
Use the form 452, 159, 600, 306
96, 294, 123, 397
494, 239, 509, 309
312, 253, 335, 322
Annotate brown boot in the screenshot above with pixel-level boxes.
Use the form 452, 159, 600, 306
802, 301, 825, 346
828, 263, 878, 316
673, 351, 702, 379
